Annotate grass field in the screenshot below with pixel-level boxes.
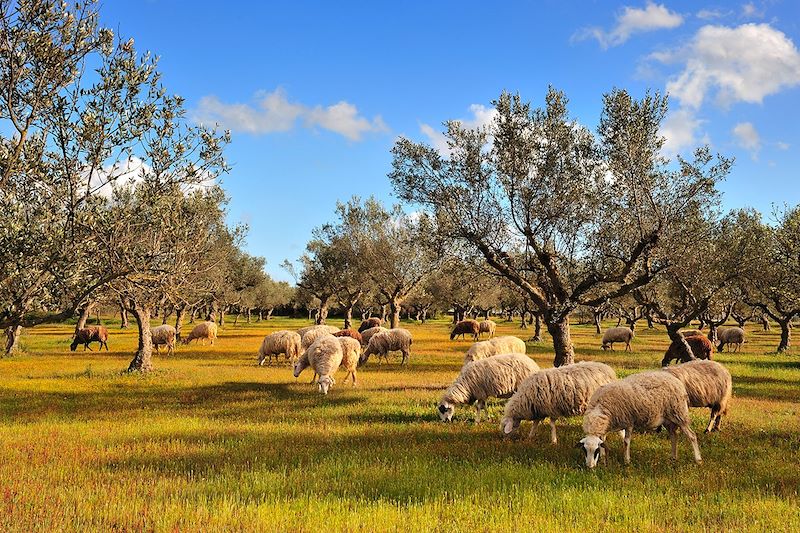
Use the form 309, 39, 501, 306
0, 317, 798, 532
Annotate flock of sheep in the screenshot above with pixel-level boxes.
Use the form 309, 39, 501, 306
70, 320, 219, 354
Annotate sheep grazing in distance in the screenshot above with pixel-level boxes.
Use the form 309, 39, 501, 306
601, 327, 634, 351
450, 319, 480, 341
337, 336, 361, 386
358, 317, 383, 333
680, 329, 704, 338
333, 329, 363, 345
500, 361, 617, 444
293, 335, 342, 394
359, 328, 413, 366
478, 320, 497, 338
360, 326, 388, 347
579, 371, 702, 468
717, 327, 746, 352
257, 330, 302, 365
70, 326, 109, 351
151, 324, 176, 356
182, 321, 218, 345
438, 354, 540, 422
662, 360, 732, 433
662, 335, 713, 366
464, 336, 526, 364
297, 324, 340, 340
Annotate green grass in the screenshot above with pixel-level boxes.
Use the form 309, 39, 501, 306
0, 317, 798, 531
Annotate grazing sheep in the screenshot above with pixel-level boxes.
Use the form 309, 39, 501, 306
717, 327, 746, 352
293, 335, 343, 394
450, 319, 480, 341
579, 371, 702, 468
601, 327, 634, 351
478, 320, 497, 338
360, 326, 388, 347
70, 326, 109, 351
257, 330, 302, 365
680, 329, 704, 338
358, 317, 383, 333
297, 324, 340, 340
300, 327, 341, 354
337, 336, 361, 386
661, 335, 713, 366
464, 336, 527, 364
151, 324, 176, 356
359, 328, 413, 366
500, 361, 617, 444
662, 360, 732, 433
438, 354, 540, 422
182, 321, 217, 345
333, 329, 363, 345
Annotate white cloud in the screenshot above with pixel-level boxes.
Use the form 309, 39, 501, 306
696, 8, 727, 20
732, 122, 761, 157
657, 23, 800, 109
88, 156, 150, 198
741, 2, 763, 18
419, 104, 498, 156
192, 88, 387, 141
574, 2, 684, 49
776, 141, 790, 150
660, 108, 706, 155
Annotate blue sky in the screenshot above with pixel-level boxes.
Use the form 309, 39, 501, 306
101, 1, 800, 281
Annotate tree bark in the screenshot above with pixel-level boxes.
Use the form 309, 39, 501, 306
389, 299, 401, 329
316, 303, 329, 325
646, 314, 654, 329
667, 324, 696, 361
593, 311, 602, 334
246, 308, 251, 323
189, 305, 197, 324
532, 313, 542, 342
128, 306, 153, 372
777, 320, 791, 353
4, 325, 22, 355
344, 305, 354, 330
233, 313, 240, 326
762, 316, 770, 331
547, 315, 574, 367
266, 308, 274, 320
75, 304, 94, 333
175, 304, 187, 341
119, 299, 129, 329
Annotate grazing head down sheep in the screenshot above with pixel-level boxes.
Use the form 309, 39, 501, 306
182, 321, 217, 345
463, 336, 527, 364
358, 317, 383, 333
501, 361, 617, 444
70, 326, 109, 351
301, 327, 339, 354
450, 319, 480, 341
438, 353, 540, 422
478, 320, 497, 338
358, 328, 413, 366
333, 329, 363, 344
360, 326, 388, 347
258, 330, 302, 365
716, 327, 746, 352
661, 335, 713, 366
662, 359, 732, 433
579, 371, 702, 468
293, 334, 343, 394
600, 327, 634, 351
151, 324, 176, 356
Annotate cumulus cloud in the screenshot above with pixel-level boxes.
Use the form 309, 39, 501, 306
419, 104, 498, 156
193, 88, 387, 141
732, 122, 761, 157
659, 108, 706, 155
656, 23, 800, 109
574, 2, 684, 49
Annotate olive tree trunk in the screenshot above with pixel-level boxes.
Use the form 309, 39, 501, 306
343, 305, 354, 330
128, 306, 153, 372
546, 315, 574, 367
389, 299, 401, 329
119, 300, 129, 329
777, 320, 791, 353
175, 304, 187, 341
4, 324, 22, 355
532, 313, 542, 342
75, 304, 94, 333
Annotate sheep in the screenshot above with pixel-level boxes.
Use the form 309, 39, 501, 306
661, 335, 713, 366
182, 321, 217, 345
680, 329, 704, 338
70, 326, 109, 351
450, 319, 480, 341
717, 326, 746, 352
333, 329, 363, 345
257, 330, 302, 365
600, 327, 634, 351
438, 354, 540, 422
151, 324, 176, 356
358, 317, 383, 333
578, 371, 702, 468
337, 336, 361, 386
500, 361, 617, 444
662, 359, 732, 433
297, 324, 340, 340
293, 334, 342, 394
359, 328, 413, 366
464, 336, 527, 364
478, 319, 497, 338
360, 326, 388, 347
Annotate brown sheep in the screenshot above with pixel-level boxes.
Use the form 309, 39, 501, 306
661, 335, 713, 366
333, 329, 363, 344
450, 319, 480, 341
358, 317, 383, 333
70, 326, 109, 351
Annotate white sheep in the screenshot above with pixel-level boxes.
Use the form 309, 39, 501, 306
716, 326, 745, 352
662, 359, 732, 433
360, 326, 389, 347
293, 334, 342, 395
579, 371, 702, 468
151, 324, 176, 356
463, 336, 526, 364
297, 324, 340, 341
257, 330, 302, 365
500, 361, 617, 444
182, 321, 217, 345
600, 327, 634, 351
478, 319, 497, 338
438, 353, 540, 422
358, 328, 413, 366
337, 336, 361, 386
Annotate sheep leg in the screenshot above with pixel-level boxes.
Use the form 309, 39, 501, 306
526, 420, 540, 440
548, 418, 558, 444
668, 426, 679, 460
104, 341, 109, 351
351, 371, 357, 387
680, 424, 702, 463
704, 408, 718, 433
85, 344, 92, 351
712, 413, 723, 432
625, 342, 631, 352
474, 400, 485, 423
623, 427, 632, 465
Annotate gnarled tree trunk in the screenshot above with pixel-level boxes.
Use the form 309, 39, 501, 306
4, 324, 22, 355
128, 305, 153, 372
75, 303, 94, 333
389, 299, 401, 329
777, 320, 791, 353
547, 314, 574, 367
119, 299, 129, 329
343, 305, 354, 330
175, 304, 187, 341
532, 313, 542, 342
